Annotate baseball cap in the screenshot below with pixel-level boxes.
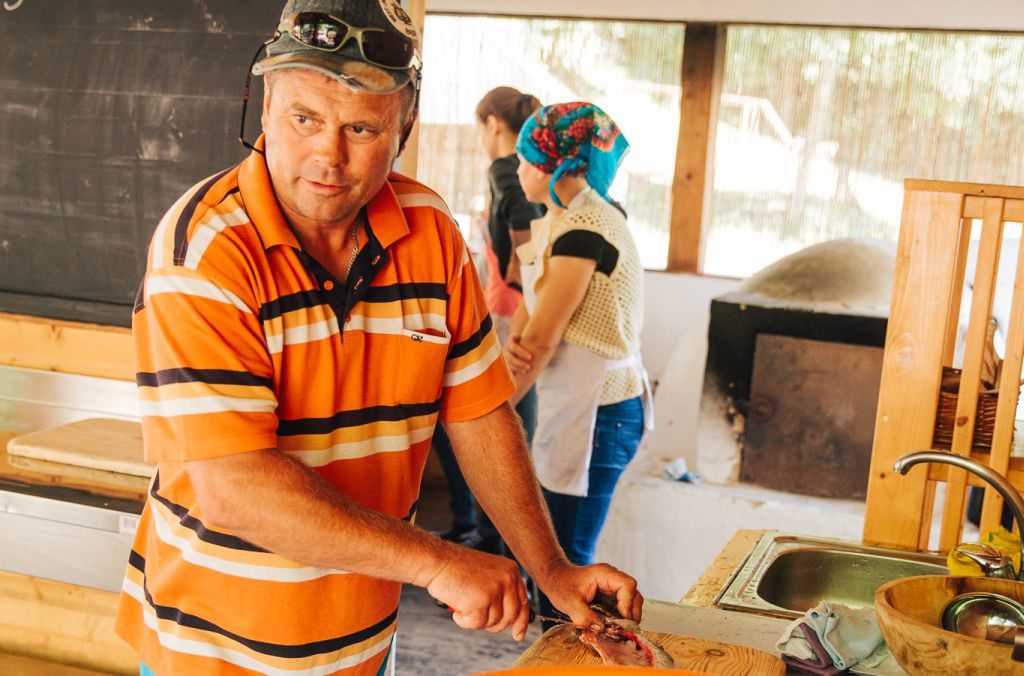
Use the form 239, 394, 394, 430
252, 0, 421, 94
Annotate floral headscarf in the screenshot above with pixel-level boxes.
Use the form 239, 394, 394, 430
515, 102, 630, 209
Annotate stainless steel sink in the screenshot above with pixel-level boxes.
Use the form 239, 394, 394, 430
717, 532, 947, 618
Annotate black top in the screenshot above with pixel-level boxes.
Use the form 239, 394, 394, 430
487, 155, 545, 282
551, 229, 620, 276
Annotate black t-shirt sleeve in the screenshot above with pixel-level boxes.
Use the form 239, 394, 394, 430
551, 229, 619, 276
497, 184, 542, 232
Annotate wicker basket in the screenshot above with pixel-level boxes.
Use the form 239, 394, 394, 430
932, 366, 1001, 450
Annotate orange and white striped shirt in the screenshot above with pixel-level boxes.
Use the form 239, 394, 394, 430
115, 140, 514, 675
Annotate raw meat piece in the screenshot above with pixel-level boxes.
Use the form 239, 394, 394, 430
579, 619, 675, 668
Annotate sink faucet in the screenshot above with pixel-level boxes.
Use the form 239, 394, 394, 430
894, 450, 1024, 580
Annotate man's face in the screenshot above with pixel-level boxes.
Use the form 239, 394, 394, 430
262, 69, 406, 228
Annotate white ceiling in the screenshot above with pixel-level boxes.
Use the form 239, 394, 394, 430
426, 0, 1024, 33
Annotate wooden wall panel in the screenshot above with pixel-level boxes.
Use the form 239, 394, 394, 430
0, 571, 135, 675
0, 313, 132, 381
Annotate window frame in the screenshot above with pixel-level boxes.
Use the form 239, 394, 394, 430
407, 6, 1022, 278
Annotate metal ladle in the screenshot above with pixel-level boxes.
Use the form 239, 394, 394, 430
942, 591, 1024, 661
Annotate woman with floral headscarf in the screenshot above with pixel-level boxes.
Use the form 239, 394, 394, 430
504, 102, 653, 626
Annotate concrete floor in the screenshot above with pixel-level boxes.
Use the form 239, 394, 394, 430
395, 585, 541, 676
395, 484, 542, 676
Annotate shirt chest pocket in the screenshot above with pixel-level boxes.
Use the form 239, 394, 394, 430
389, 311, 451, 403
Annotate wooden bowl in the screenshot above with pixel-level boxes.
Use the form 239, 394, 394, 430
875, 575, 1024, 675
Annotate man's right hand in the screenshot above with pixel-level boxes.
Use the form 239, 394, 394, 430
424, 544, 530, 641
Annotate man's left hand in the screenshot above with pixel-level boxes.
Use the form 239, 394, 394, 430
538, 560, 643, 628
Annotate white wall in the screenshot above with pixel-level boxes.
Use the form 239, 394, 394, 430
639, 272, 740, 469
429, 0, 1024, 33
640, 272, 740, 383
599, 270, 867, 603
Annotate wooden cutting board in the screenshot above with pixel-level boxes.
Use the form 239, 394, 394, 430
515, 624, 784, 675
7, 418, 153, 478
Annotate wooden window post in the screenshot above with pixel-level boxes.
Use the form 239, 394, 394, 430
668, 24, 726, 273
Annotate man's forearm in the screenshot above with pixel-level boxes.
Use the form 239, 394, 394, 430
188, 449, 449, 587
443, 404, 567, 583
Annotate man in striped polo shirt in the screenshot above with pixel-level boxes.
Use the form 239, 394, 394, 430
115, 2, 642, 674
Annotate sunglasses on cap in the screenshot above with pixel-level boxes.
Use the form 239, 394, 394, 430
286, 12, 418, 71
238, 12, 421, 155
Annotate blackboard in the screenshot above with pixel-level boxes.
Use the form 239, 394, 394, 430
0, 1, 282, 327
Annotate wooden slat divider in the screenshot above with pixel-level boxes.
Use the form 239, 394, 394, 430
965, 196, 1024, 223
866, 180, 1024, 554
924, 216, 974, 549
938, 198, 1005, 551
942, 217, 974, 367
980, 231, 1024, 533
908, 179, 1024, 201
863, 189, 965, 548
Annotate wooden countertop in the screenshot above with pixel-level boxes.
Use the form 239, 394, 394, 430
516, 598, 789, 671
517, 530, 788, 671
0, 430, 147, 505
681, 529, 767, 607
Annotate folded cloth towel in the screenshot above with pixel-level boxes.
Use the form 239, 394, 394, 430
780, 625, 842, 675
777, 616, 816, 662
778, 614, 836, 671
800, 623, 836, 666
777, 601, 887, 672
782, 654, 842, 676
818, 602, 884, 669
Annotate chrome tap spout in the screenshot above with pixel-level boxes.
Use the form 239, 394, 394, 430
895, 451, 1024, 580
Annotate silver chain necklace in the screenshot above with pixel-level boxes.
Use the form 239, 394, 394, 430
346, 211, 362, 281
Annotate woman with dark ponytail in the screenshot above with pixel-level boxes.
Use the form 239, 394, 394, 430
432, 87, 545, 552
475, 86, 545, 319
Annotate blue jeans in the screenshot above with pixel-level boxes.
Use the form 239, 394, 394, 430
538, 396, 644, 626
433, 387, 538, 533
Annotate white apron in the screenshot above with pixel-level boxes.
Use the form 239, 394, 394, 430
520, 245, 654, 497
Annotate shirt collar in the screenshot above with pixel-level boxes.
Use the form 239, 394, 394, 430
238, 136, 302, 250
366, 175, 411, 249
238, 135, 411, 252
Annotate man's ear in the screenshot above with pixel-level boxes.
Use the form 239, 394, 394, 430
484, 114, 500, 135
